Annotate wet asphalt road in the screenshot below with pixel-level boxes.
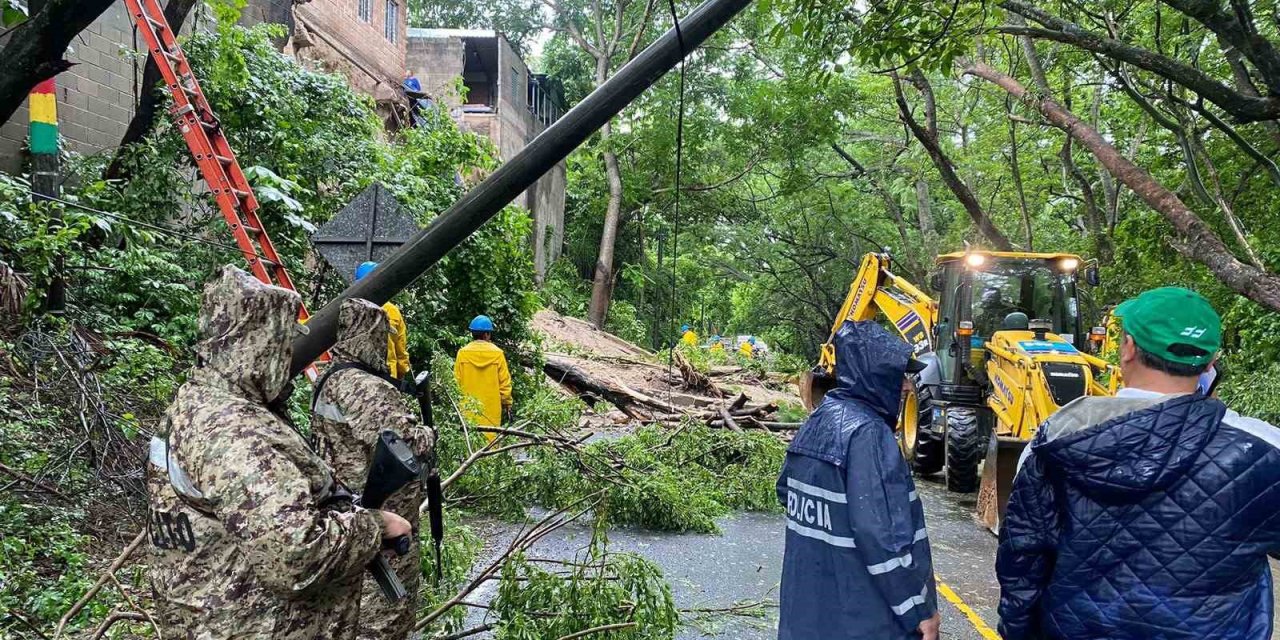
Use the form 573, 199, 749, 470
465, 476, 1002, 639
465, 477, 1280, 639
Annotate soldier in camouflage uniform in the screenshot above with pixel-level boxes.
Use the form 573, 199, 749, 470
147, 266, 411, 639
312, 298, 433, 640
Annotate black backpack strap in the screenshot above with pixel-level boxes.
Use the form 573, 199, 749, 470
311, 362, 405, 411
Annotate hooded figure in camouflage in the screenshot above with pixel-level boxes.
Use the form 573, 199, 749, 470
312, 298, 433, 640
147, 266, 404, 639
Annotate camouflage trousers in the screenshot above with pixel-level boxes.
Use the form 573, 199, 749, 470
357, 541, 421, 640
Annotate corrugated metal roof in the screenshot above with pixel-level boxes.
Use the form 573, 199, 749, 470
407, 28, 497, 39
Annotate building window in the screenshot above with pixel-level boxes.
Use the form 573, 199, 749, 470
385, 1, 399, 42
510, 67, 521, 107
357, 0, 371, 22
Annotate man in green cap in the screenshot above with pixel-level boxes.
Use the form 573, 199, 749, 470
995, 287, 1280, 640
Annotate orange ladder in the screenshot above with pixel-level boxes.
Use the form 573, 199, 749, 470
123, 0, 325, 377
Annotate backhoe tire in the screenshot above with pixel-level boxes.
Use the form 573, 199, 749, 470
912, 387, 944, 476
945, 407, 981, 493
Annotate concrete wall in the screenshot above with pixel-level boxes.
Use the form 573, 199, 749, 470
0, 2, 159, 173
405, 35, 465, 104
406, 29, 566, 280
496, 36, 565, 281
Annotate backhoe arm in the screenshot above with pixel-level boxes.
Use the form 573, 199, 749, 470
816, 253, 938, 376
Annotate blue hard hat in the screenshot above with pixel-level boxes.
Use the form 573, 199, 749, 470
681, 324, 690, 332
711, 334, 720, 341
748, 336, 756, 345
355, 261, 378, 281
469, 315, 495, 332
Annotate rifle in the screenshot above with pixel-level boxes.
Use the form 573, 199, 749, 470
414, 369, 445, 585
358, 430, 422, 601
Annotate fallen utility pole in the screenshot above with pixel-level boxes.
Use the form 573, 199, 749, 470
290, 0, 753, 376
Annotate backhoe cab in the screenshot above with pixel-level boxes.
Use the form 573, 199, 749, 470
800, 251, 1115, 532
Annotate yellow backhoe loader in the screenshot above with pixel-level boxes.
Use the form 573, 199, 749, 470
800, 250, 1119, 532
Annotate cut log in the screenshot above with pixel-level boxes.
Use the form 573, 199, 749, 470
706, 419, 802, 432
718, 406, 743, 433
732, 402, 778, 418
609, 377, 685, 414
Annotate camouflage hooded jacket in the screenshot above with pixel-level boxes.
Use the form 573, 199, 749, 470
312, 298, 430, 513
311, 298, 432, 640
147, 266, 383, 640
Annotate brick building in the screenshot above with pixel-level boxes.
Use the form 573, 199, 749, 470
0, 3, 566, 280
289, 0, 407, 107
407, 29, 567, 280
0, 0, 408, 171
0, 2, 153, 172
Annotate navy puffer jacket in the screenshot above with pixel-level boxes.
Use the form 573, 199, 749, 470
777, 320, 936, 640
997, 391, 1280, 640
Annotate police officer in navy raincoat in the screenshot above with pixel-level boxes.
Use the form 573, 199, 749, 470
777, 320, 940, 640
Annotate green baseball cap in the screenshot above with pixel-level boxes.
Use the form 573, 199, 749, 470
1114, 287, 1221, 366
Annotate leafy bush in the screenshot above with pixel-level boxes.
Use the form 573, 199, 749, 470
0, 501, 106, 631
493, 534, 678, 640
419, 515, 484, 633
604, 300, 648, 346
1219, 360, 1280, 425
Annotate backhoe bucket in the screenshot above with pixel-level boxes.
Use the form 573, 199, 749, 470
800, 369, 836, 411
976, 434, 1028, 534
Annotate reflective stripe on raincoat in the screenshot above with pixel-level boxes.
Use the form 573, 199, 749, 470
777, 320, 937, 640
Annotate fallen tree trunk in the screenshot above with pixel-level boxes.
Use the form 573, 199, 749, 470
543, 356, 648, 418
706, 419, 801, 431
544, 356, 686, 417
718, 406, 743, 432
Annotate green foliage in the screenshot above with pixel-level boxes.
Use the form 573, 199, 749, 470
419, 515, 484, 632
541, 257, 591, 317
1219, 361, 1280, 426
0, 501, 105, 630
773, 0, 983, 74
492, 532, 678, 640
1, 0, 26, 28
526, 424, 786, 533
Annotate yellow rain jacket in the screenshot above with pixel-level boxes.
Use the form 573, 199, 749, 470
384, 302, 410, 379
739, 341, 754, 358
681, 330, 698, 347
453, 339, 512, 438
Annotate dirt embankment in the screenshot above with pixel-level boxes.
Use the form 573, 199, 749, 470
532, 309, 802, 433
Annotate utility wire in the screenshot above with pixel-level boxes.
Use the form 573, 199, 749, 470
665, 0, 688, 385
10, 187, 267, 259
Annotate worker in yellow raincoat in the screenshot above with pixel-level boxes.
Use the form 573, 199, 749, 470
710, 334, 724, 352
681, 324, 698, 347
355, 262, 411, 379
739, 336, 756, 359
453, 315, 512, 441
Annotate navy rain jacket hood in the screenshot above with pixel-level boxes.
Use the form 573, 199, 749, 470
777, 321, 937, 640
997, 392, 1280, 640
